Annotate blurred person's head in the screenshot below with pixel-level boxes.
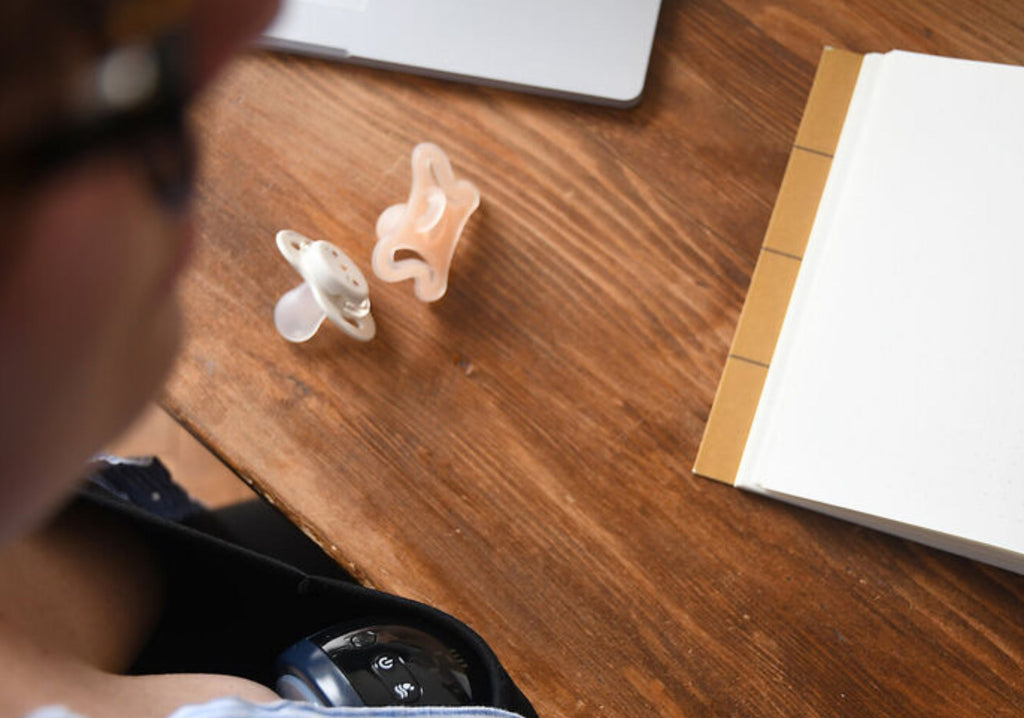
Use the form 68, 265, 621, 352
0, 0, 279, 542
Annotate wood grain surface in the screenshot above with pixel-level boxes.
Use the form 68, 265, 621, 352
164, 1, 1024, 715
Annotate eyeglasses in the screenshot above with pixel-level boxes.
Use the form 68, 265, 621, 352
1, 2, 195, 211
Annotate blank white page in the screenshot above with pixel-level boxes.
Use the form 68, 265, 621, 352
736, 50, 1024, 566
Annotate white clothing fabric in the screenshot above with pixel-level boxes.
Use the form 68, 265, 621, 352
25, 700, 524, 718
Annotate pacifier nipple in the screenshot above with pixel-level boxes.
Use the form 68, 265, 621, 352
274, 230, 375, 342
372, 142, 480, 302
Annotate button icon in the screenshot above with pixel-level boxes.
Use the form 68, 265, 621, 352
392, 681, 421, 703
372, 654, 396, 672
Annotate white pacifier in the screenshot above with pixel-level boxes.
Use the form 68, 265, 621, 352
274, 230, 376, 342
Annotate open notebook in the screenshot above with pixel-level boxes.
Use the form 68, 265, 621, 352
694, 48, 1024, 574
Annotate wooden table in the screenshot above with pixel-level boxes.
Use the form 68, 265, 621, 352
166, 1, 1024, 715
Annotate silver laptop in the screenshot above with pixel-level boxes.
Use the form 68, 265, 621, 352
261, 0, 663, 107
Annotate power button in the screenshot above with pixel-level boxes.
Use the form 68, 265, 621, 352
371, 654, 398, 673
